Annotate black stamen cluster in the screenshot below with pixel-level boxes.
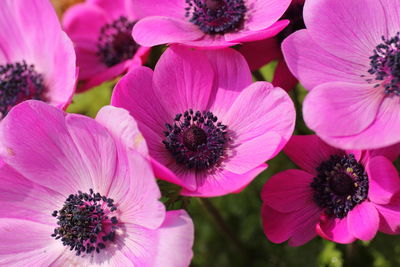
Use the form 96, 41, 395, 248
368, 32, 400, 95
51, 189, 119, 256
185, 0, 246, 34
162, 109, 229, 170
0, 61, 45, 117
311, 154, 369, 219
97, 16, 139, 67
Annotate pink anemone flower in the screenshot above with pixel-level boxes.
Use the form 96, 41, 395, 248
130, 0, 291, 49
0, 100, 194, 266
63, 0, 150, 91
262, 135, 400, 246
112, 46, 295, 197
0, 0, 76, 118
282, 0, 400, 149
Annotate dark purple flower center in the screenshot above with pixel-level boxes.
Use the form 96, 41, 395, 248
185, 0, 247, 34
51, 189, 119, 256
276, 2, 305, 44
368, 32, 400, 96
97, 16, 139, 67
162, 109, 229, 170
0, 61, 46, 117
311, 154, 368, 219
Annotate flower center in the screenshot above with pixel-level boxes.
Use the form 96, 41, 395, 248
51, 189, 119, 256
368, 32, 400, 96
311, 154, 368, 219
0, 61, 46, 117
97, 16, 139, 67
162, 109, 229, 170
185, 0, 247, 34
276, 2, 305, 44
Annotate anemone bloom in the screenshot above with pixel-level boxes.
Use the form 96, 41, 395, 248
130, 0, 291, 49
0, 101, 194, 266
112, 46, 295, 197
0, 0, 76, 118
63, 0, 149, 91
282, 0, 400, 149
262, 135, 400, 246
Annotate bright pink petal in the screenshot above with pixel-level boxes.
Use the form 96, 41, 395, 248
89, 0, 126, 19
303, 82, 383, 137
366, 156, 400, 205
245, 0, 291, 30
367, 143, 400, 162
317, 216, 355, 244
181, 34, 235, 48
262, 169, 315, 212
374, 194, 400, 234
154, 210, 194, 267
73, 44, 106, 81
284, 135, 342, 175
282, 30, 368, 90
132, 16, 203, 47
225, 20, 289, 43
237, 38, 280, 71
181, 164, 267, 197
225, 82, 295, 143
347, 202, 379, 241
272, 59, 298, 92
304, 0, 386, 63
128, 0, 187, 20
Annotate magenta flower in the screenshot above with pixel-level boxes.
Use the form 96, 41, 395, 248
63, 0, 150, 91
262, 135, 400, 246
0, 101, 194, 266
282, 0, 400, 149
112, 46, 295, 197
0, 0, 76, 118
130, 0, 291, 49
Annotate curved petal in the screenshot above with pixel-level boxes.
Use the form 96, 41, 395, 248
316, 216, 355, 244
225, 20, 289, 43
367, 156, 400, 205
284, 135, 342, 175
262, 169, 315, 213
225, 82, 295, 143
282, 30, 368, 90
128, 0, 187, 20
347, 202, 379, 241
374, 194, 400, 235
245, 0, 291, 30
89, 0, 126, 20
181, 34, 235, 48
73, 43, 106, 81
154, 210, 194, 267
132, 16, 203, 47
379, 0, 400, 37
303, 82, 383, 137
304, 0, 386, 63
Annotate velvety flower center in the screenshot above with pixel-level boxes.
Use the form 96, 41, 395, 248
276, 2, 305, 44
0, 61, 45, 117
185, 0, 247, 34
97, 16, 139, 67
51, 189, 119, 256
162, 109, 229, 170
311, 154, 369, 219
368, 32, 400, 96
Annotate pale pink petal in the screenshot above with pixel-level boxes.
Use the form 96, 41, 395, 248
128, 0, 187, 20
379, 0, 400, 37
225, 82, 295, 142
303, 82, 383, 137
347, 202, 379, 241
154, 210, 194, 267
366, 156, 400, 205
245, 0, 291, 30
284, 135, 342, 175
282, 30, 368, 90
262, 169, 315, 213
375, 194, 400, 234
317, 216, 355, 244
132, 16, 203, 47
225, 20, 289, 42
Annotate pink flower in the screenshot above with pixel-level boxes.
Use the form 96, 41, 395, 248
63, 0, 150, 91
282, 0, 400, 149
112, 46, 295, 197
0, 0, 76, 118
261, 135, 400, 246
131, 0, 291, 49
0, 100, 194, 266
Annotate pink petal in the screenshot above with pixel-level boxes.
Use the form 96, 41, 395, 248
237, 38, 280, 71
132, 16, 203, 47
367, 143, 400, 162
282, 30, 368, 90
304, 0, 386, 63
317, 216, 355, 244
303, 82, 383, 137
181, 164, 267, 197
262, 169, 315, 212
225, 20, 289, 43
180, 34, 235, 48
128, 0, 187, 20
284, 135, 342, 175
89, 0, 127, 19
272, 59, 298, 92
374, 194, 400, 234
154, 210, 194, 267
225, 82, 295, 143
366, 156, 400, 205
380, 0, 400, 37
347, 202, 379, 241
73, 44, 106, 81
245, 0, 291, 30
